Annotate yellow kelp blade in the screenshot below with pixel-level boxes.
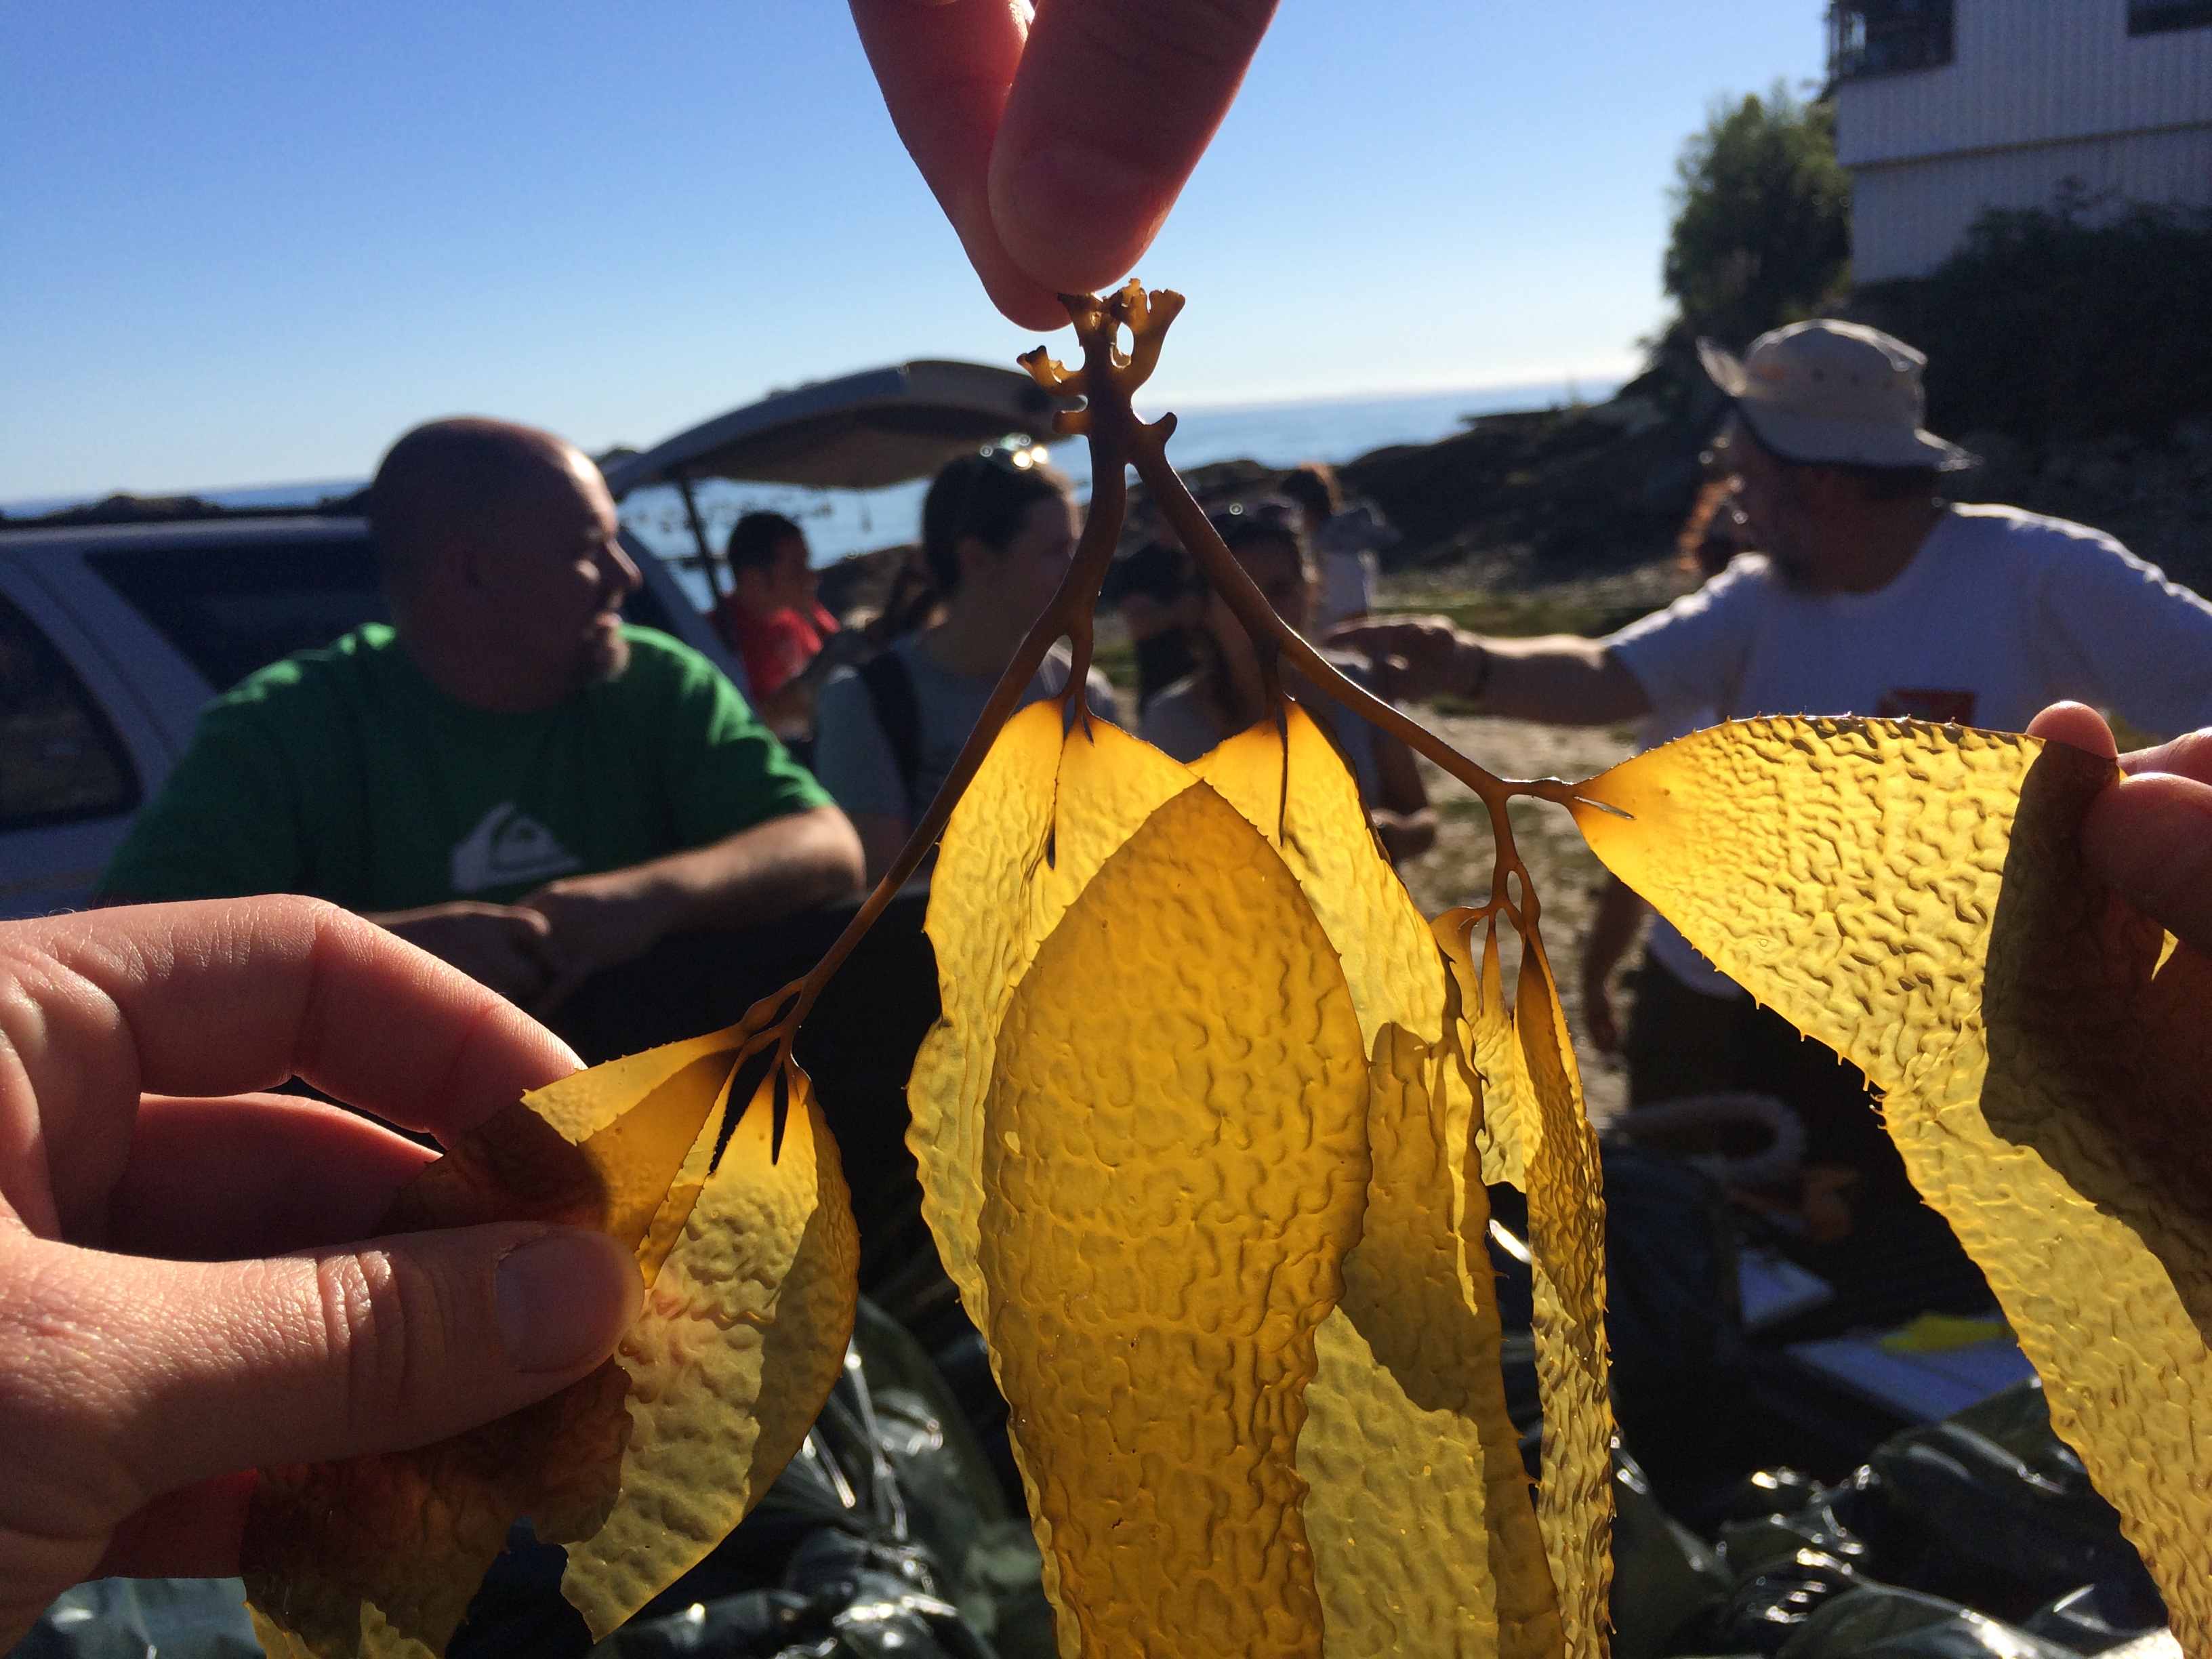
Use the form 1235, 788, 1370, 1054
979, 782, 1371, 1659
908, 697, 1191, 1332
246, 1025, 858, 1656
1304, 1020, 1565, 1659
1437, 914, 1614, 1659
1512, 939, 1613, 1659
1197, 710, 1561, 1657
245, 1031, 745, 1658
384, 1024, 750, 1246
1573, 716, 2212, 1641
1439, 918, 1532, 1193
1192, 705, 1444, 1043
908, 700, 1194, 1646
560, 1062, 859, 1637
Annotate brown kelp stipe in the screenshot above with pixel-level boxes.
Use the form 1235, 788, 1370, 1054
723, 281, 1584, 1115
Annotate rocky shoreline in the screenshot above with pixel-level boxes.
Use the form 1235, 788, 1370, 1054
823, 388, 2212, 637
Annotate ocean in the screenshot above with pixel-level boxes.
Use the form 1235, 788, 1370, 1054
620, 378, 1615, 589
3, 378, 1616, 600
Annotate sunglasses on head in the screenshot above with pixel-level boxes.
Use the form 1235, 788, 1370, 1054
944, 436, 1055, 551
1206, 497, 1302, 546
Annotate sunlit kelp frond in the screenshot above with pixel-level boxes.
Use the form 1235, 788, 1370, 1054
906, 704, 1194, 1339
1574, 716, 2212, 1643
979, 781, 1371, 1658
241, 281, 1620, 1657
1197, 708, 1563, 1656
244, 1033, 858, 1656
559, 1065, 857, 1637
1436, 910, 1612, 1659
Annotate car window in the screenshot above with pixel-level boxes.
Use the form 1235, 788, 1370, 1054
89, 531, 689, 694
87, 535, 391, 695
0, 588, 140, 830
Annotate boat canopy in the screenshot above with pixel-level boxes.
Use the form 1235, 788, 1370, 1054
601, 359, 1073, 498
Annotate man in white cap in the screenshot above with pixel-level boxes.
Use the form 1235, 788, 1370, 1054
1335, 319, 2212, 737
1334, 318, 2212, 1183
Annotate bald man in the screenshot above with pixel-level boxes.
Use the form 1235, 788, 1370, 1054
99, 418, 865, 1012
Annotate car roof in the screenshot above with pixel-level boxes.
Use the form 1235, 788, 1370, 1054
0, 514, 367, 554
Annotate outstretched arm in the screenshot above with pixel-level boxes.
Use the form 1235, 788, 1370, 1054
850, 0, 1277, 327
1329, 615, 1652, 726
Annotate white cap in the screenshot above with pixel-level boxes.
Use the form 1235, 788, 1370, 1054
1698, 320, 1975, 471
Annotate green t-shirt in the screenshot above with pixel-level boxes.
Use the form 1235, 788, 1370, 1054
102, 624, 833, 910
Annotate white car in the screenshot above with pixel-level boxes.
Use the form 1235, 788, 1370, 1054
0, 512, 738, 921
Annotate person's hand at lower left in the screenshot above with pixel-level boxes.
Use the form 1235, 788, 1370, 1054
0, 897, 642, 1646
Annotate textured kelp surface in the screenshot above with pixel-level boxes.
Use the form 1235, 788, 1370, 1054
1576, 717, 2211, 1646
244, 1039, 857, 1656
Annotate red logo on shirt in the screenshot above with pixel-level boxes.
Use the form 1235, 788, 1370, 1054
1877, 689, 1977, 724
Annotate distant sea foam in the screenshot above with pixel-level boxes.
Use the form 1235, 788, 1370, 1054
3, 377, 1616, 582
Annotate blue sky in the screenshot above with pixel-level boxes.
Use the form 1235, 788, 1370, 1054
0, 4, 1826, 499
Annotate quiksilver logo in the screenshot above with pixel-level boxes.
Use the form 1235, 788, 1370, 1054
450, 803, 582, 893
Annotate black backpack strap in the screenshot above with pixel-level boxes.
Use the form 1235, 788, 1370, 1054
857, 651, 924, 819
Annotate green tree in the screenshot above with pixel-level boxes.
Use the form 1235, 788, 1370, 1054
1663, 84, 1852, 348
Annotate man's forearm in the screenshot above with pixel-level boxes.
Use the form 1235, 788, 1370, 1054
1474, 636, 1650, 725
621, 805, 867, 935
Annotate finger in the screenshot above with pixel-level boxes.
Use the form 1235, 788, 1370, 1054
850, 0, 1069, 328
6, 899, 579, 1156
5, 1221, 642, 1513
108, 1094, 435, 1259
2026, 700, 2118, 758
2081, 771, 2212, 957
989, 0, 1279, 295
2120, 728, 2212, 787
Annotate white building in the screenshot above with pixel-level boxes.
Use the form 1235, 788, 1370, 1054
1830, 0, 2212, 282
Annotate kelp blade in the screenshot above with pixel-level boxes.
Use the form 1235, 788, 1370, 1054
560, 1063, 859, 1637
907, 699, 1193, 1646
1435, 912, 1613, 1659
1511, 938, 1614, 1659
979, 781, 1370, 1658
1573, 716, 2212, 1640
246, 1024, 857, 1656
907, 699, 1193, 1335
1197, 711, 1561, 1656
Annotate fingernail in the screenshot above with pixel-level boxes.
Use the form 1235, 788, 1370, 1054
495, 1231, 637, 1374
2100, 798, 2212, 909
1008, 142, 1162, 268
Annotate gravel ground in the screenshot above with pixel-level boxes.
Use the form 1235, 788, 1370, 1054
1392, 710, 1640, 1127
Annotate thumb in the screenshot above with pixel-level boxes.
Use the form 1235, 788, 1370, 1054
5, 1224, 641, 1515
2083, 771, 2212, 958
